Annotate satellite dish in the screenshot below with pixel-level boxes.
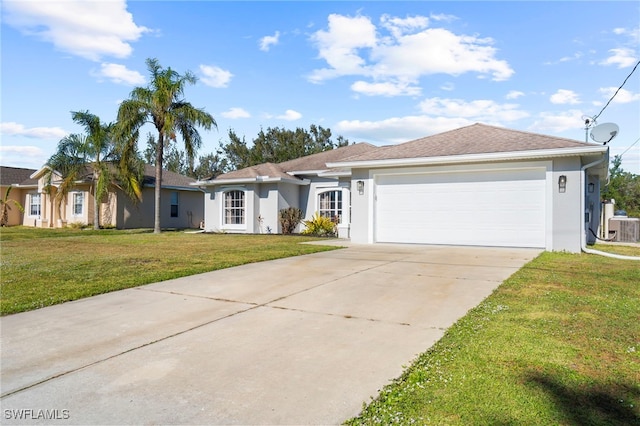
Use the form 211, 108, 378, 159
590, 122, 619, 145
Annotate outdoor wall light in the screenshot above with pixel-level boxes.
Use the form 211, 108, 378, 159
357, 180, 365, 195
588, 182, 595, 193
558, 175, 567, 193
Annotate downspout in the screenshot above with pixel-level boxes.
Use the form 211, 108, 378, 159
580, 155, 640, 261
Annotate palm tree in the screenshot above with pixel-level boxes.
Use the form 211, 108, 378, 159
46, 111, 143, 230
117, 58, 216, 233
0, 186, 25, 227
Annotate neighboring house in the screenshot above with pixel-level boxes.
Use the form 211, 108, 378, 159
197, 123, 609, 253
0, 166, 38, 226
3, 164, 203, 229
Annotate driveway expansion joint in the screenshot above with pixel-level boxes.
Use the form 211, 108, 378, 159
134, 287, 259, 306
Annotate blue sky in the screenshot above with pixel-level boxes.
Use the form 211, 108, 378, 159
1, 1, 639, 173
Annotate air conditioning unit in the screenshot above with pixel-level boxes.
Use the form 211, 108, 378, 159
608, 217, 640, 243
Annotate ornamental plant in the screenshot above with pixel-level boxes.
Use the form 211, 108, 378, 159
278, 207, 303, 234
301, 212, 336, 237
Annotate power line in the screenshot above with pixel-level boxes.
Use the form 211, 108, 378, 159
618, 136, 640, 159
593, 59, 640, 122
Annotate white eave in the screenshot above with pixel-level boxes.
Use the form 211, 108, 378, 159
192, 176, 310, 187
287, 169, 352, 178
327, 146, 609, 169
288, 169, 329, 176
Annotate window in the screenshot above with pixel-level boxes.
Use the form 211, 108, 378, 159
224, 190, 245, 225
29, 193, 41, 217
72, 192, 84, 216
170, 192, 179, 218
318, 190, 342, 223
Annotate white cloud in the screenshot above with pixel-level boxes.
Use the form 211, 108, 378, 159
550, 89, 581, 105
351, 80, 421, 97
506, 90, 525, 100
0, 122, 68, 139
309, 13, 514, 92
529, 110, 584, 133
373, 28, 514, 82
380, 14, 429, 39
199, 65, 233, 88
93, 63, 145, 85
418, 97, 529, 122
2, 0, 149, 61
336, 96, 529, 144
259, 31, 280, 52
276, 110, 302, 121
599, 87, 640, 104
336, 116, 474, 144
440, 82, 455, 91
308, 14, 378, 82
600, 48, 637, 68
0, 145, 47, 169
222, 107, 251, 119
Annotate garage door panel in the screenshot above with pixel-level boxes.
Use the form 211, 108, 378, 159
375, 168, 546, 248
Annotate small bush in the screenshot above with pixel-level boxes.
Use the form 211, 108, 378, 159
301, 212, 336, 237
67, 221, 87, 229
279, 207, 303, 234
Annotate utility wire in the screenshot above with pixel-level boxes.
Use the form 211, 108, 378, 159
593, 59, 640, 122
618, 136, 640, 158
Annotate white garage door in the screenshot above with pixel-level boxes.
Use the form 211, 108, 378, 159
375, 168, 547, 248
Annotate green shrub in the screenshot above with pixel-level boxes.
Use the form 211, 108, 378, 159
301, 212, 336, 237
279, 207, 303, 234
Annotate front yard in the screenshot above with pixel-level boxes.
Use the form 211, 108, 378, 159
347, 246, 640, 425
0, 227, 338, 316
1, 227, 638, 424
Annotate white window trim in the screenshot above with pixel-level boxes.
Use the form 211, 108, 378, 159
316, 189, 343, 224
28, 193, 42, 218
221, 188, 247, 230
71, 192, 84, 217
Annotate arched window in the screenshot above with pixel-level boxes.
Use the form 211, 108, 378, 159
318, 190, 342, 223
224, 190, 245, 225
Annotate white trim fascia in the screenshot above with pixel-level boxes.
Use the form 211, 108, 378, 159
193, 176, 310, 186
143, 183, 202, 191
288, 169, 328, 176
318, 170, 351, 177
327, 146, 609, 169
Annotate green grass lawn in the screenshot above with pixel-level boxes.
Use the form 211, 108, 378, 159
347, 247, 640, 425
0, 227, 338, 316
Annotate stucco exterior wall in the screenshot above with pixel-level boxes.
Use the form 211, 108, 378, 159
551, 157, 583, 252
349, 158, 600, 253
1, 186, 27, 226
117, 187, 203, 229
349, 169, 372, 244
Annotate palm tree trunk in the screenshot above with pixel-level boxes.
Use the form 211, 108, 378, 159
154, 133, 164, 233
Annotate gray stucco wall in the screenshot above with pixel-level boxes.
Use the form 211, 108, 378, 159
551, 157, 583, 253
349, 157, 603, 253
118, 187, 203, 229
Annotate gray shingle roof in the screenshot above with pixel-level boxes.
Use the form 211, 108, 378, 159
212, 143, 378, 181
277, 143, 377, 172
142, 165, 197, 188
338, 123, 599, 163
213, 163, 296, 180
0, 166, 38, 186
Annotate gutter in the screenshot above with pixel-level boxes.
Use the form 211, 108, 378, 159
580, 154, 640, 261
327, 146, 609, 169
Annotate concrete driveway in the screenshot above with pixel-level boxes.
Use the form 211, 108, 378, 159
1, 243, 540, 425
